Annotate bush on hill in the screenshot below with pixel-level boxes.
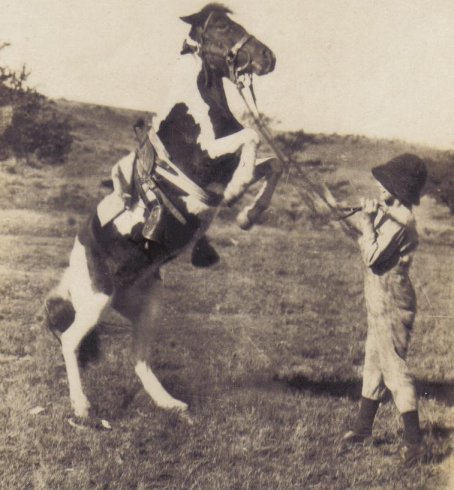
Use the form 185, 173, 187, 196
0, 45, 72, 164
274, 128, 454, 214
424, 153, 454, 213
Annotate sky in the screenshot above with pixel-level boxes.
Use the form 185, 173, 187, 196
1, 0, 454, 149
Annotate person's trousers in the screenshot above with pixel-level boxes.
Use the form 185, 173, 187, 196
361, 311, 417, 413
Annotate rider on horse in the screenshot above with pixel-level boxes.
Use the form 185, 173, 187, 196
100, 117, 220, 265
110, 118, 167, 248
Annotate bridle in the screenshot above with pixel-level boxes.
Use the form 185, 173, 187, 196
181, 12, 358, 238
195, 12, 261, 125
180, 12, 256, 90
199, 11, 253, 85
200, 14, 359, 238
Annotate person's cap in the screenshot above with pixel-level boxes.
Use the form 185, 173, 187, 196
372, 153, 427, 205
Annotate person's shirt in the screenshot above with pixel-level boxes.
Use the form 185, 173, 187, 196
358, 204, 418, 274
111, 152, 135, 196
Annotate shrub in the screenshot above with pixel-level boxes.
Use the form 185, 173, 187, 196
425, 154, 454, 213
274, 130, 318, 159
0, 46, 73, 164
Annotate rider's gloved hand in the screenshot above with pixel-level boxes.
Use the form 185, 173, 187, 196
119, 192, 132, 209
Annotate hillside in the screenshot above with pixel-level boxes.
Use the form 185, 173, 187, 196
1, 98, 452, 236
0, 100, 452, 489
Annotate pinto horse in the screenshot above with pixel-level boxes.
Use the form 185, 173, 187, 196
44, 3, 281, 418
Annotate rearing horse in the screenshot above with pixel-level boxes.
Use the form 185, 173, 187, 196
44, 3, 281, 418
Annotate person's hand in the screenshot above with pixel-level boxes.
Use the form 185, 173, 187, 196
358, 197, 378, 233
360, 197, 379, 216
118, 192, 131, 209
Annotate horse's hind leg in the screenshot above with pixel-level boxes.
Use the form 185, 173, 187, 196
61, 303, 109, 417
118, 274, 188, 411
61, 239, 111, 417
236, 156, 283, 230
135, 360, 188, 411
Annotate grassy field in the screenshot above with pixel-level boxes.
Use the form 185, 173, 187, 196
0, 101, 452, 489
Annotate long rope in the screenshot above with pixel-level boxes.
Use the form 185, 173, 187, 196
238, 80, 450, 326
237, 80, 358, 241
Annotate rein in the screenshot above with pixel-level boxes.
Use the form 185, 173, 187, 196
182, 15, 357, 238
235, 77, 359, 240
133, 124, 222, 227
190, 14, 357, 238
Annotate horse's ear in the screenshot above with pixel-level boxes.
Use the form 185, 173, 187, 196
181, 4, 232, 26
180, 12, 204, 25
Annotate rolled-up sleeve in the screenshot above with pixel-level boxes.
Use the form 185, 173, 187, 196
358, 219, 407, 267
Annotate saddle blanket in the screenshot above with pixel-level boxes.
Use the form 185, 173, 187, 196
97, 192, 146, 234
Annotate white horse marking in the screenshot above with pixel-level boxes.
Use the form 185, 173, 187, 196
153, 54, 278, 226
181, 194, 213, 219
131, 274, 188, 411
62, 239, 111, 417
113, 203, 147, 236
53, 267, 71, 301
220, 129, 261, 204
236, 156, 283, 229
203, 127, 260, 159
135, 361, 188, 411
154, 54, 215, 147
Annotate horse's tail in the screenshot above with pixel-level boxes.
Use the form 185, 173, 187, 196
44, 268, 74, 334
44, 268, 101, 366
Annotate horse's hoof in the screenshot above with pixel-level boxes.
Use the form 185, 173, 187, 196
173, 402, 189, 412
177, 411, 194, 425
238, 205, 267, 230
73, 406, 90, 418
237, 210, 254, 230
72, 397, 91, 418
223, 194, 240, 207
158, 398, 188, 412
191, 237, 220, 267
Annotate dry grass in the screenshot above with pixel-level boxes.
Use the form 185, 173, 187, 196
0, 101, 452, 489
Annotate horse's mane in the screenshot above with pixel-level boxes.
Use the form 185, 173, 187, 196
182, 4, 234, 45
199, 3, 233, 16
181, 3, 233, 30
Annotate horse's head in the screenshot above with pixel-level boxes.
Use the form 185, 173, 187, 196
181, 3, 276, 82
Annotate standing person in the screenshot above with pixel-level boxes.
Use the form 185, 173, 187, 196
342, 153, 428, 467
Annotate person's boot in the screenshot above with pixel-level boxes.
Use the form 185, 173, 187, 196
401, 411, 426, 466
343, 397, 380, 443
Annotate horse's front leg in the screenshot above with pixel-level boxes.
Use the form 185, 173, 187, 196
204, 129, 282, 229
236, 156, 283, 230
204, 128, 260, 205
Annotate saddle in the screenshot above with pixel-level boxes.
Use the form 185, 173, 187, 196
133, 121, 187, 246
103, 119, 220, 267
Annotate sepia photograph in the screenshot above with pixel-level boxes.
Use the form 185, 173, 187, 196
0, 1, 453, 488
